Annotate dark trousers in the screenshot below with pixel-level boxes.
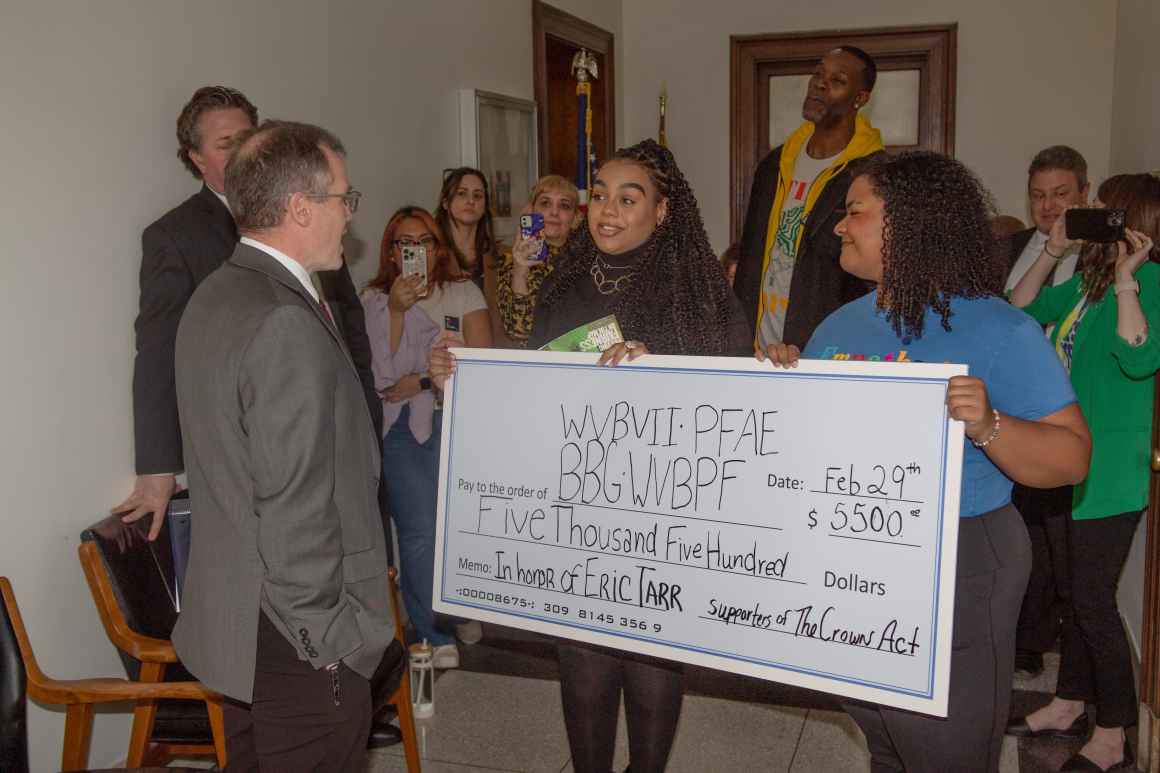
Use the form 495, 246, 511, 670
223, 612, 372, 772
1013, 484, 1071, 653
845, 505, 1030, 773
1056, 509, 1141, 729
558, 641, 684, 773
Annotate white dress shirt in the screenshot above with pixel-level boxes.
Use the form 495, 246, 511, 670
1005, 229, 1079, 291
240, 237, 320, 303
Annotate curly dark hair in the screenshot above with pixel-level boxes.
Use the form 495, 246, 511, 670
535, 139, 736, 355
1078, 174, 1160, 302
856, 151, 1002, 338
176, 86, 258, 179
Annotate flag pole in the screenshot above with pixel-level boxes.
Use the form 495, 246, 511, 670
571, 48, 598, 212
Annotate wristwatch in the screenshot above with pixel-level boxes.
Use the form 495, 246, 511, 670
419, 375, 433, 391
1114, 279, 1140, 296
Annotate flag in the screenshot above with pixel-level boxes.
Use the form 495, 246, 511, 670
576, 79, 593, 211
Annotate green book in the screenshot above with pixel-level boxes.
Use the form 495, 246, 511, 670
538, 314, 625, 353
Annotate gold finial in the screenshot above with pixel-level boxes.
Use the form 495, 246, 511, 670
571, 49, 599, 83
658, 86, 668, 146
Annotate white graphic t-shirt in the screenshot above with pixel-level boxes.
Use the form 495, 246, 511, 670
759, 150, 838, 348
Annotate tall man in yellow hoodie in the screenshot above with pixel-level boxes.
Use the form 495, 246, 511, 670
734, 46, 885, 349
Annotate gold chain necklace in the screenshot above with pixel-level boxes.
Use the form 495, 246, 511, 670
590, 254, 637, 295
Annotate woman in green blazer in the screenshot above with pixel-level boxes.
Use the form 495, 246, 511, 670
1008, 173, 1160, 773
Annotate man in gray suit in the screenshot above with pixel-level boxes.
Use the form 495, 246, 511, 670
173, 120, 393, 771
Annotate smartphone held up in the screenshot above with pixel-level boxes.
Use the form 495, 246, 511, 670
1066, 208, 1127, 243
520, 213, 549, 261
401, 243, 429, 289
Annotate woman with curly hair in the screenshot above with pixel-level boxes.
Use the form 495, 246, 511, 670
1006, 175, 1160, 772
760, 151, 1091, 772
432, 139, 748, 772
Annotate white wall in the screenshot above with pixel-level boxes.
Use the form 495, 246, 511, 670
620, 0, 1118, 252
0, 0, 617, 767
1110, 0, 1160, 175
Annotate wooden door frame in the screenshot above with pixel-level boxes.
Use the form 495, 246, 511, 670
729, 24, 956, 243
532, 1, 616, 177
1141, 382, 1160, 708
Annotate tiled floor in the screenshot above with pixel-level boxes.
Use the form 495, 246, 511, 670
363, 623, 1027, 773
170, 629, 1141, 772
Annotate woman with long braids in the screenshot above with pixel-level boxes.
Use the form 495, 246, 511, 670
432, 139, 748, 772
1007, 175, 1160, 773
530, 140, 749, 359
760, 152, 1091, 772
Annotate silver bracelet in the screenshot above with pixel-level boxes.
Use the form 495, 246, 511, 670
971, 409, 1001, 448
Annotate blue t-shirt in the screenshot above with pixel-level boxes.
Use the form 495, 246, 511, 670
803, 292, 1076, 518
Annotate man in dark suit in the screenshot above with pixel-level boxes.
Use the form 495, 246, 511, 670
113, 86, 380, 540
111, 85, 399, 748
999, 145, 1090, 676
735, 46, 885, 352
1000, 145, 1089, 289
174, 120, 393, 771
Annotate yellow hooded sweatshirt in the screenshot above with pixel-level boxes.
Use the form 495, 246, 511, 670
756, 113, 884, 337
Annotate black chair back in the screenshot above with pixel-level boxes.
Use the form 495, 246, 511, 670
80, 508, 210, 744
0, 581, 30, 773
80, 513, 179, 680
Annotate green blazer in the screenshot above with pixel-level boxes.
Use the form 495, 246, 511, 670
1023, 262, 1160, 519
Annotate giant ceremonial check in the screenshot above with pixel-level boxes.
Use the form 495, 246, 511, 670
433, 349, 967, 715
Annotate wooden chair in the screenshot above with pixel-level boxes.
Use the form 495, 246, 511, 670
387, 566, 422, 772
0, 577, 220, 772
77, 541, 226, 768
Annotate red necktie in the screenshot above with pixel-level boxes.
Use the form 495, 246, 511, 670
317, 298, 334, 326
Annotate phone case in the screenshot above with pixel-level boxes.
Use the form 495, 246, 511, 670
401, 244, 428, 283
520, 214, 549, 261
1065, 208, 1126, 243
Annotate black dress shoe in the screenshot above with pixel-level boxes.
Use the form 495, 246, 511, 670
1060, 739, 1135, 771
1006, 712, 1088, 739
1014, 649, 1044, 676
367, 718, 404, 749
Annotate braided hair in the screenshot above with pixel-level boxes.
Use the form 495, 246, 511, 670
536, 139, 736, 355
857, 151, 1002, 338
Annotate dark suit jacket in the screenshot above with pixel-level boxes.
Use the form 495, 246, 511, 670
173, 243, 393, 702
999, 227, 1075, 518
132, 185, 378, 474
733, 146, 882, 349
997, 227, 1037, 283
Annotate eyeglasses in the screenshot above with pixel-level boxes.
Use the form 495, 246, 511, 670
393, 236, 437, 248
308, 189, 362, 213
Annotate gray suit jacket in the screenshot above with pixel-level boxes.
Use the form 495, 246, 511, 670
172, 242, 393, 703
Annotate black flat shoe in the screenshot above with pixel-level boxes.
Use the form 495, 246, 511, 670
1006, 712, 1088, 738
1059, 739, 1135, 771
1015, 649, 1045, 676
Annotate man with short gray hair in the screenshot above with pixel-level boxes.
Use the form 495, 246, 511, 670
173, 120, 394, 771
